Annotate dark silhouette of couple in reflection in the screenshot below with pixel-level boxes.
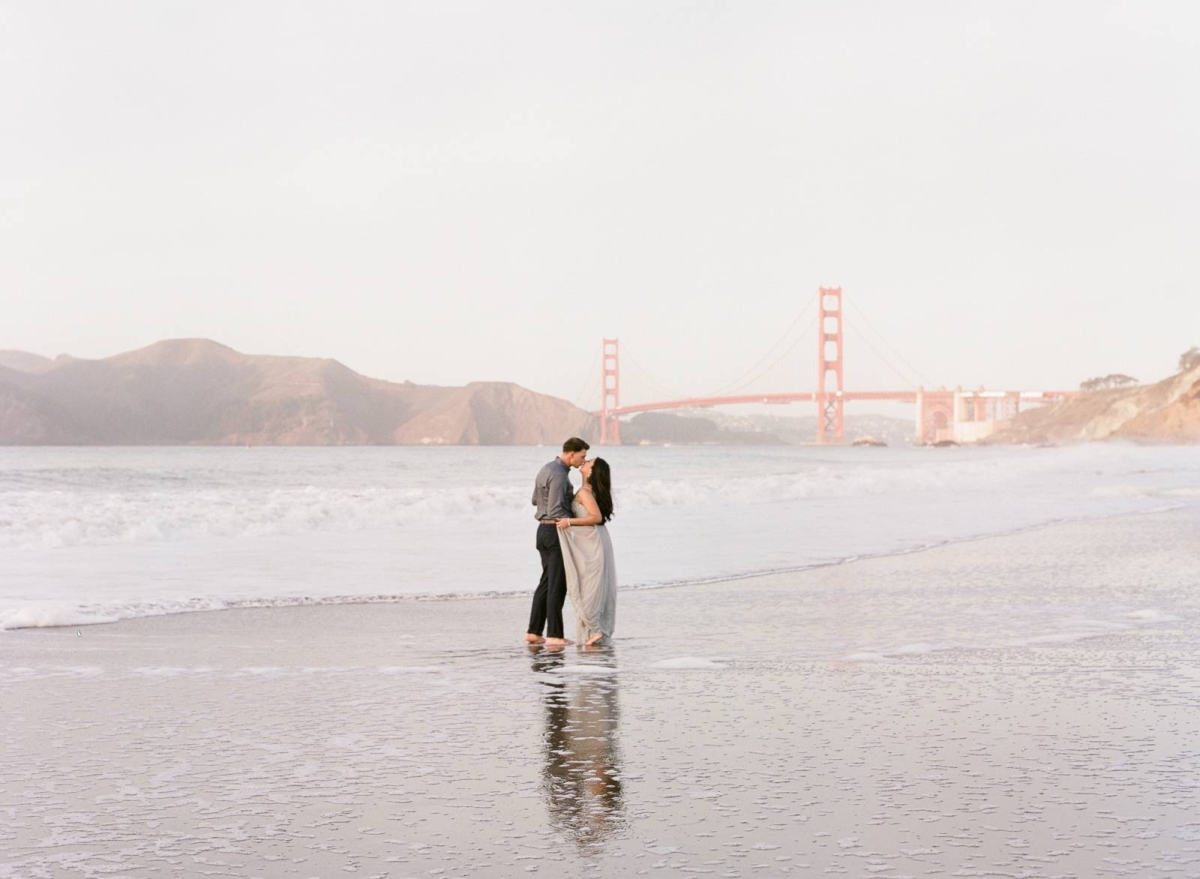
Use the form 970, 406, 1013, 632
530, 647, 626, 849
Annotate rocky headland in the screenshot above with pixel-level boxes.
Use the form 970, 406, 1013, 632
0, 340, 595, 446
987, 364, 1200, 445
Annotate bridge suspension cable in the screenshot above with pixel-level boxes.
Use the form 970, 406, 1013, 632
845, 322, 920, 389
844, 299, 934, 389
619, 343, 691, 402
709, 311, 819, 397
570, 349, 602, 411
701, 295, 818, 398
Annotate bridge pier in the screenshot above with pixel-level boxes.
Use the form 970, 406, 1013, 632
915, 387, 956, 444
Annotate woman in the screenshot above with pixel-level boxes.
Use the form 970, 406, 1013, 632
555, 457, 617, 647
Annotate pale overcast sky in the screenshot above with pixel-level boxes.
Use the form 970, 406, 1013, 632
2, 1, 1198, 413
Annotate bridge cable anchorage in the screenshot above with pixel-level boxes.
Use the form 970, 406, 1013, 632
845, 322, 920, 389
844, 299, 934, 388
619, 344, 691, 402
714, 311, 819, 397
701, 296, 817, 398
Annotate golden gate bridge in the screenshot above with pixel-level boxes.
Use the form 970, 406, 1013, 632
577, 287, 1074, 446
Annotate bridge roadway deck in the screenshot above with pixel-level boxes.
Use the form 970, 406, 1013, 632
598, 388, 1075, 418
601, 391, 915, 417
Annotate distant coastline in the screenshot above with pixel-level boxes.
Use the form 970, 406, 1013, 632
3, 341, 1197, 446
0, 339, 593, 446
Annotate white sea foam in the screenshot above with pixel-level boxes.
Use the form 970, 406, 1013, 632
652, 657, 728, 669
0, 483, 532, 550
2, 442, 1192, 551
842, 652, 887, 662
1126, 608, 1180, 623
549, 664, 620, 676
1093, 485, 1150, 497
0, 603, 117, 631
1009, 619, 1136, 648
2, 444, 1198, 639
890, 642, 937, 656
132, 667, 201, 678
1176, 826, 1200, 842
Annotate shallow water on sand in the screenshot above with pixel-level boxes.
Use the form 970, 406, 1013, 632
3, 507, 1198, 878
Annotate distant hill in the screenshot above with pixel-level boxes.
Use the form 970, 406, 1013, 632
622, 409, 915, 446
0, 350, 57, 374
987, 364, 1200, 445
0, 339, 596, 446
622, 411, 786, 445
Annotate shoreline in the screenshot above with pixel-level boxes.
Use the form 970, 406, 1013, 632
6, 503, 1195, 658
4, 502, 1198, 877
4, 500, 1193, 634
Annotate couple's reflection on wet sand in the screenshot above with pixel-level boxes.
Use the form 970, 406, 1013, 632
530, 647, 626, 849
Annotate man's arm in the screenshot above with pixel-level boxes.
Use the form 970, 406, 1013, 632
532, 465, 548, 518
545, 466, 571, 519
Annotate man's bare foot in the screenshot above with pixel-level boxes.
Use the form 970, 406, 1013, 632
524, 633, 545, 644
544, 637, 574, 646
585, 633, 604, 647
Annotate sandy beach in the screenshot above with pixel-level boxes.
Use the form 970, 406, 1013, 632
4, 507, 1200, 878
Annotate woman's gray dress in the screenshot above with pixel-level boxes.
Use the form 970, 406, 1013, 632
557, 495, 618, 644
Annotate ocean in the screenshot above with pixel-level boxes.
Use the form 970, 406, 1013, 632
2, 443, 1197, 644
6, 444, 1200, 877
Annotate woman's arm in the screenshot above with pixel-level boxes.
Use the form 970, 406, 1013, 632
557, 489, 603, 527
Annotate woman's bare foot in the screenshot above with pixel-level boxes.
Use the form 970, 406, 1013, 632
524, 633, 545, 644
584, 633, 605, 647
544, 637, 574, 646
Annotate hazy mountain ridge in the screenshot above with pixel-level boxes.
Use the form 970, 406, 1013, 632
0, 340, 595, 446
13, 338, 1194, 447
987, 364, 1200, 445
0, 350, 58, 374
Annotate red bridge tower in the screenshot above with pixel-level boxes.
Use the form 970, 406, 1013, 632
815, 287, 845, 443
600, 338, 621, 445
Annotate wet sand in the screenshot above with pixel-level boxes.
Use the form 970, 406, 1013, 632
4, 509, 1200, 878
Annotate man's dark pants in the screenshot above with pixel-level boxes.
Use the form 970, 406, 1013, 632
527, 523, 567, 639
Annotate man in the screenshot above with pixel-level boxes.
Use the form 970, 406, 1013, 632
525, 437, 590, 646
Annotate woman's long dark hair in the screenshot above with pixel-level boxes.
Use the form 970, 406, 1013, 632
587, 458, 614, 524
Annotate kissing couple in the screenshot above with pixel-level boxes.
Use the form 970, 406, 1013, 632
525, 437, 617, 648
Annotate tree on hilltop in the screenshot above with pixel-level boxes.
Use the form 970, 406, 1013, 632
1080, 374, 1139, 392
1179, 346, 1200, 372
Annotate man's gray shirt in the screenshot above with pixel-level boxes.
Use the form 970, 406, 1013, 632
532, 458, 573, 521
